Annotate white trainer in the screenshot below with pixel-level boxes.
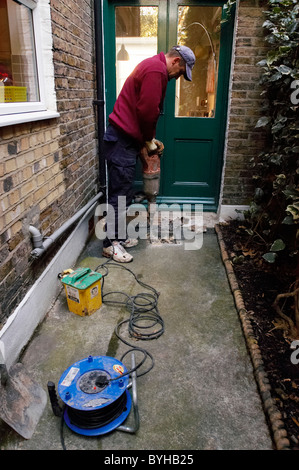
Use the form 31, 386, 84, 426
122, 238, 139, 248
102, 241, 133, 263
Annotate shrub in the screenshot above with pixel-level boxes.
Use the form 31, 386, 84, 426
243, 0, 299, 337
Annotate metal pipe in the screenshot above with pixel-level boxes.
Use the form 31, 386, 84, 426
117, 352, 140, 434
29, 192, 103, 259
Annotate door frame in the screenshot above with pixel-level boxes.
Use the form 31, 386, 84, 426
101, 0, 236, 211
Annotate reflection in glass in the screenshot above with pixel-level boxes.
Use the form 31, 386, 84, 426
0, 0, 39, 103
176, 6, 222, 118
115, 7, 158, 97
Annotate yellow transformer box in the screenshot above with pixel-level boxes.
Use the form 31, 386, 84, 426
61, 267, 102, 316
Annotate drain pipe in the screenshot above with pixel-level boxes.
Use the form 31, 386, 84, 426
94, 0, 106, 192
29, 192, 103, 259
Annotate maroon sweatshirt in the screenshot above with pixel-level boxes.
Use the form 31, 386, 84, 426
109, 52, 168, 145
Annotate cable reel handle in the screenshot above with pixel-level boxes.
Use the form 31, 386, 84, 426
47, 381, 63, 417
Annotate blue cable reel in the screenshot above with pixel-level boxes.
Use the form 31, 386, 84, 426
57, 354, 139, 436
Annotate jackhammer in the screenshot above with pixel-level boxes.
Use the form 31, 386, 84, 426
139, 139, 164, 204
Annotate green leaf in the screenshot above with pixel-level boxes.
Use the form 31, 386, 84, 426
257, 59, 268, 67
267, 50, 282, 65
232, 255, 245, 265
273, 173, 286, 189
263, 20, 275, 29
287, 202, 299, 220
269, 71, 282, 81
270, 154, 282, 165
272, 121, 286, 133
270, 239, 286, 251
279, 46, 291, 55
256, 116, 271, 128
275, 64, 292, 75
282, 186, 299, 199
263, 252, 277, 263
254, 188, 264, 201
282, 215, 294, 224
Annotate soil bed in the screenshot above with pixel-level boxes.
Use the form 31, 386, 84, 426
218, 220, 299, 450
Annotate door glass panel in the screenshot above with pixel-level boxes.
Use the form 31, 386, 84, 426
176, 6, 222, 118
115, 6, 158, 97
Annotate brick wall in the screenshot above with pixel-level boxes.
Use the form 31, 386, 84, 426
221, 0, 269, 206
51, 0, 98, 214
0, 0, 98, 325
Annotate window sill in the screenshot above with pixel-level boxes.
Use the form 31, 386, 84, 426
0, 110, 60, 127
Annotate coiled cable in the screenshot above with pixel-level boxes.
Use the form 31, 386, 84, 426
66, 392, 127, 430
95, 257, 164, 380
59, 255, 164, 449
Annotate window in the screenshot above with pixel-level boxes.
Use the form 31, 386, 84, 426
0, 0, 59, 126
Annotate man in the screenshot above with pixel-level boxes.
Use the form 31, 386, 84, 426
102, 45, 196, 262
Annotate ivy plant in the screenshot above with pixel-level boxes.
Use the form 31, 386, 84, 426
242, 0, 299, 337
223, 0, 237, 17
244, 0, 299, 269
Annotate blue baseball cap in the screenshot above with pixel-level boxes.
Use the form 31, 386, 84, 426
173, 45, 196, 81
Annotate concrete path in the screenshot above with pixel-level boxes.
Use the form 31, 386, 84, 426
0, 231, 273, 450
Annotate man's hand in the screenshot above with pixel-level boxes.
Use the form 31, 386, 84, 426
145, 139, 164, 155
153, 139, 164, 156
145, 139, 158, 153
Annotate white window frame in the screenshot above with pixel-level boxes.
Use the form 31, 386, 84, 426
0, 0, 59, 126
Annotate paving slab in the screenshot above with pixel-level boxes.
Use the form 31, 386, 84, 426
0, 230, 273, 451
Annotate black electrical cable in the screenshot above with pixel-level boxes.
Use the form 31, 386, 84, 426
59, 253, 164, 449
95, 257, 164, 381
66, 392, 127, 429
59, 392, 128, 449
60, 404, 67, 451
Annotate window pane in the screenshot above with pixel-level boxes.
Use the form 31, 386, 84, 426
115, 6, 158, 97
176, 6, 222, 118
0, 0, 39, 104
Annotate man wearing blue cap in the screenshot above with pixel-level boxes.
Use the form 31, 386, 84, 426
102, 45, 196, 262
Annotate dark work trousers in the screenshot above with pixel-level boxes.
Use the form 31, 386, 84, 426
103, 125, 140, 248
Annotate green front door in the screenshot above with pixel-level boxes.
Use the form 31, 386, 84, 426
103, 0, 235, 211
